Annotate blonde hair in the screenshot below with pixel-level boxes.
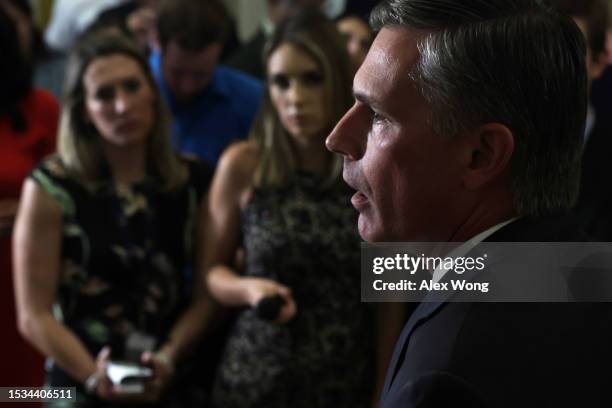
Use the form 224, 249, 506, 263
252, 11, 354, 189
58, 29, 186, 191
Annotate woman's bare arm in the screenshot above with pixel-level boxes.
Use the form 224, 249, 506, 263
204, 142, 297, 323
13, 179, 97, 383
204, 142, 261, 306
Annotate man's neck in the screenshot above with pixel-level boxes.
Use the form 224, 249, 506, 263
448, 199, 517, 242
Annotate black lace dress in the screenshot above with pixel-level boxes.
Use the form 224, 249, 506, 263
211, 172, 375, 408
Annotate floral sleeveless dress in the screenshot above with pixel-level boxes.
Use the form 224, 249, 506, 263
31, 155, 211, 406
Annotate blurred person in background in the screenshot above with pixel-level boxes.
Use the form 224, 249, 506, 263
29, 0, 54, 32
150, 0, 263, 167
336, 13, 373, 69
94, 0, 161, 54
2, 0, 66, 100
226, 0, 325, 80
13, 30, 213, 406
551, 0, 612, 239
0, 0, 59, 390
590, 0, 612, 129
94, 0, 241, 58
341, 0, 379, 17
44, 0, 126, 53
205, 11, 402, 408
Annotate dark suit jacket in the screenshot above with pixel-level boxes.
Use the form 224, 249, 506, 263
591, 66, 612, 130
576, 119, 612, 240
381, 216, 612, 408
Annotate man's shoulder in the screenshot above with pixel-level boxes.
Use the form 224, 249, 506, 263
485, 214, 589, 242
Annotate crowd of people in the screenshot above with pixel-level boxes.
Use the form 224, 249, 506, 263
2, 0, 612, 407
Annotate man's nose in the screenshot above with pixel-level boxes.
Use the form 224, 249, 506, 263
326, 103, 366, 160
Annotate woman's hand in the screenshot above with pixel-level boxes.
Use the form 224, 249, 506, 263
91, 346, 123, 401
139, 350, 174, 402
91, 346, 173, 403
243, 277, 297, 324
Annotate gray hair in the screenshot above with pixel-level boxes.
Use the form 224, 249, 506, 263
371, 0, 587, 216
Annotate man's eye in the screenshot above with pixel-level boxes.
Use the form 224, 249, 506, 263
372, 111, 386, 123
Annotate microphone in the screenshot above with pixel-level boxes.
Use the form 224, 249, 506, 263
255, 294, 287, 321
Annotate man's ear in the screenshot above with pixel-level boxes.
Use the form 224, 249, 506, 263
462, 123, 514, 191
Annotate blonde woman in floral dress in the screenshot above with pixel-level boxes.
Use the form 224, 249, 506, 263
13, 30, 213, 407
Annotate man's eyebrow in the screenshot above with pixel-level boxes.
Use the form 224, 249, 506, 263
353, 91, 378, 107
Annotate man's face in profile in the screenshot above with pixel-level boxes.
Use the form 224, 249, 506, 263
161, 40, 223, 105
326, 27, 467, 242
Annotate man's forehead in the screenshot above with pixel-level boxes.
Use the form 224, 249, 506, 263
372, 26, 423, 57
354, 26, 423, 103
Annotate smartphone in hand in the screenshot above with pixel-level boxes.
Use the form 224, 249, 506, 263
106, 360, 153, 394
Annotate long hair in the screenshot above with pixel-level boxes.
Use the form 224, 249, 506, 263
252, 11, 354, 189
58, 29, 186, 191
0, 5, 32, 133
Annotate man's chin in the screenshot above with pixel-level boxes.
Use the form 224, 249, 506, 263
358, 214, 407, 242
357, 215, 382, 243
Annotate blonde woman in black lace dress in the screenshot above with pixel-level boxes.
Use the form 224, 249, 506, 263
204, 11, 404, 408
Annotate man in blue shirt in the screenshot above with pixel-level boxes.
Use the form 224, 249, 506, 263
151, 0, 263, 166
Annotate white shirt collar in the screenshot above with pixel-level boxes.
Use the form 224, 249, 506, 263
431, 217, 519, 283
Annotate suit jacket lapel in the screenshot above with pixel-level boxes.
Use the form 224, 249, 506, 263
382, 298, 444, 398
382, 266, 482, 400
382, 216, 586, 404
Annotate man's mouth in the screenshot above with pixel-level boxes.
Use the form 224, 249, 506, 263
351, 191, 369, 208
